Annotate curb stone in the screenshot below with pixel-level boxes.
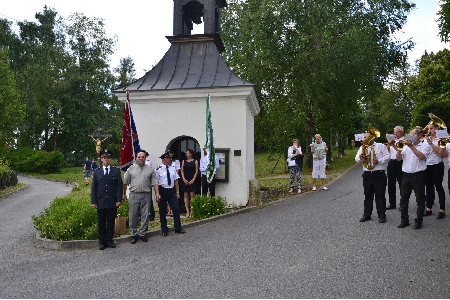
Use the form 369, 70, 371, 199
0, 184, 29, 200
32, 163, 360, 250
34, 206, 258, 250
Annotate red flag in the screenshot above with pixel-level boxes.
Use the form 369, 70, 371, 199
120, 93, 135, 171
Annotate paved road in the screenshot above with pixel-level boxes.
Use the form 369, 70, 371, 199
1, 170, 449, 298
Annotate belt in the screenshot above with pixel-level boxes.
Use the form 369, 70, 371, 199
162, 187, 175, 190
364, 170, 385, 173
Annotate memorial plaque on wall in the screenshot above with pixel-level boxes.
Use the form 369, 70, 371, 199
215, 148, 229, 182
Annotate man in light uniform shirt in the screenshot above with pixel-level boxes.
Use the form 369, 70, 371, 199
154, 150, 186, 236
396, 128, 432, 229
356, 132, 390, 223
123, 151, 154, 244
386, 126, 405, 210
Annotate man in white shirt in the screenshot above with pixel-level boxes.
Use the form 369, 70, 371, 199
199, 147, 220, 197
396, 128, 432, 229
355, 132, 390, 223
386, 126, 405, 210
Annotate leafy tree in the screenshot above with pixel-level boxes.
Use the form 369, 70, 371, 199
438, 0, 450, 42
0, 48, 24, 147
114, 56, 136, 88
407, 49, 450, 127
221, 0, 414, 166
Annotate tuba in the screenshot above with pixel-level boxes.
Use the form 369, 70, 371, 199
362, 127, 380, 170
423, 113, 446, 136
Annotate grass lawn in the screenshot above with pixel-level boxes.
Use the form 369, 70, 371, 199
255, 149, 359, 202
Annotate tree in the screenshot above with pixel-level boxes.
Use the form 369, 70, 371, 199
114, 56, 136, 88
407, 49, 450, 127
0, 49, 24, 147
438, 0, 450, 42
221, 0, 414, 166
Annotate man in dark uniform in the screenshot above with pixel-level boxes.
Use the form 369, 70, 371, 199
91, 149, 123, 250
154, 150, 186, 236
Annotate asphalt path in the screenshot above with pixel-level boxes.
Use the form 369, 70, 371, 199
1, 169, 450, 298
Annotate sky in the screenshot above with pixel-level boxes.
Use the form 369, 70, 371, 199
1, 0, 448, 79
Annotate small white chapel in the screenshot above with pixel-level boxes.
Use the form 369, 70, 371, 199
114, 0, 260, 207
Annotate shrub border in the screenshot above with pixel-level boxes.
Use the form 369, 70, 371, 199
32, 162, 360, 250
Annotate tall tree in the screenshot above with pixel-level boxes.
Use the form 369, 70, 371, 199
438, 0, 450, 42
0, 49, 25, 147
114, 56, 136, 88
221, 0, 414, 166
407, 49, 450, 126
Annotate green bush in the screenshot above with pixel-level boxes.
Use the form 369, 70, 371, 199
190, 194, 227, 220
32, 193, 129, 241
0, 157, 10, 175
6, 147, 63, 174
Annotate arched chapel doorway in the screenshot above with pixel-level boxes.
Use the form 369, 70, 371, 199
167, 136, 202, 213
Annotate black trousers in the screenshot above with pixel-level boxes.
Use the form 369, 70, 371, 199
158, 188, 182, 234
400, 170, 426, 223
425, 162, 445, 210
387, 159, 403, 206
362, 171, 387, 218
201, 174, 216, 197
97, 207, 117, 245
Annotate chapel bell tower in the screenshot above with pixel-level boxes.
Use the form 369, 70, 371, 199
173, 0, 228, 36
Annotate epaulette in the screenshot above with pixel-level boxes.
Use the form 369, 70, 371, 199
156, 165, 163, 170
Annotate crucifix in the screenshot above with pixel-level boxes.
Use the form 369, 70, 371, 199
89, 125, 112, 160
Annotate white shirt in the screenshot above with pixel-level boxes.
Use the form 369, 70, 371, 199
103, 166, 110, 175
355, 142, 390, 171
145, 159, 152, 167
426, 138, 443, 165
171, 159, 181, 171
287, 145, 302, 167
446, 143, 450, 165
389, 136, 404, 159
400, 142, 432, 173
155, 164, 180, 188
199, 155, 220, 175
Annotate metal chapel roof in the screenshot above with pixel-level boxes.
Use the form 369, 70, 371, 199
114, 36, 253, 92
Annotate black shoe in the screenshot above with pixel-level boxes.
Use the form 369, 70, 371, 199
424, 210, 432, 216
379, 217, 386, 223
175, 229, 186, 234
398, 221, 410, 228
140, 235, 148, 242
131, 236, 139, 244
149, 215, 155, 221
386, 204, 396, 210
413, 222, 422, 229
359, 215, 371, 222
106, 241, 116, 248
99, 244, 106, 250
437, 212, 446, 219
162, 232, 167, 237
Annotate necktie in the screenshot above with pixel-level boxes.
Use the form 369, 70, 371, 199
166, 165, 171, 186
105, 167, 109, 175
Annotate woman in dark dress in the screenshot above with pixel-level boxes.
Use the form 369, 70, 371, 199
181, 149, 198, 218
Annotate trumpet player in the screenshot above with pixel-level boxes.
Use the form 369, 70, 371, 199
355, 132, 390, 223
386, 126, 405, 210
396, 128, 432, 229
424, 123, 446, 219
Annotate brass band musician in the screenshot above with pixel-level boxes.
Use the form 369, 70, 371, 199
396, 128, 432, 229
386, 126, 405, 210
355, 130, 390, 223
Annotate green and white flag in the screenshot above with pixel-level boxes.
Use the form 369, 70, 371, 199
205, 94, 216, 183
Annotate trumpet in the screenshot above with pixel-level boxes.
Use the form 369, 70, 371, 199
395, 140, 407, 150
438, 138, 450, 148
